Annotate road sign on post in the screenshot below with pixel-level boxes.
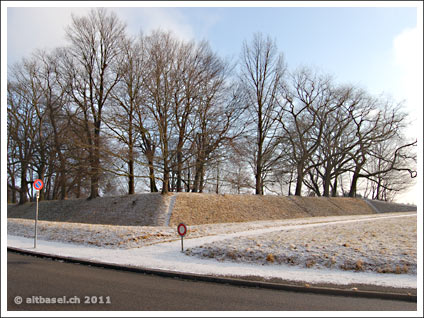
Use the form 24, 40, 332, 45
177, 223, 187, 252
33, 179, 44, 191
33, 179, 44, 248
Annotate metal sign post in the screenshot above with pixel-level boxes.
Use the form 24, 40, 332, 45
34, 190, 39, 248
177, 223, 187, 252
33, 179, 44, 249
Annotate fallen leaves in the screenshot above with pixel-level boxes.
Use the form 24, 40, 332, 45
266, 253, 275, 263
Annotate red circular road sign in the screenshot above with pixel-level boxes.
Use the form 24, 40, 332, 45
33, 179, 44, 191
177, 223, 187, 237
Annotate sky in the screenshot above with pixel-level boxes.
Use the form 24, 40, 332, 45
2, 1, 423, 204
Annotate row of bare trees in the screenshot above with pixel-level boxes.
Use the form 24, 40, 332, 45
7, 9, 416, 204
236, 33, 416, 200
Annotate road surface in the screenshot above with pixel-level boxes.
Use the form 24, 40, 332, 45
7, 252, 416, 311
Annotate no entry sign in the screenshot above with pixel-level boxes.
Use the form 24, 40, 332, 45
177, 223, 187, 237
33, 179, 44, 191
177, 223, 187, 252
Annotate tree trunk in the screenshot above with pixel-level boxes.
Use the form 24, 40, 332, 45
349, 171, 360, 197
255, 163, 263, 195
148, 156, 158, 193
128, 135, 135, 195
375, 178, 382, 200
128, 158, 135, 195
143, 139, 158, 193
176, 145, 183, 192
162, 157, 169, 194
199, 164, 205, 193
215, 164, 220, 194
331, 176, 338, 197
192, 157, 202, 193
19, 168, 28, 204
323, 172, 331, 197
149, 163, 158, 192
128, 118, 135, 194
186, 168, 191, 192
170, 170, 176, 192
309, 172, 322, 196
10, 175, 17, 203
255, 120, 263, 195
295, 165, 304, 196
288, 171, 293, 196
176, 154, 182, 192
89, 121, 101, 199
162, 172, 169, 194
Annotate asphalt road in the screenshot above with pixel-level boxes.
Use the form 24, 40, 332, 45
7, 252, 416, 311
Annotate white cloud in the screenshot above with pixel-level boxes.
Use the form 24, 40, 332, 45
392, 27, 422, 135
115, 7, 195, 42
7, 7, 91, 65
393, 27, 419, 77
392, 26, 422, 206
7, 7, 196, 66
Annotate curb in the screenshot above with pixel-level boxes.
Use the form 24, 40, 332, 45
7, 247, 416, 303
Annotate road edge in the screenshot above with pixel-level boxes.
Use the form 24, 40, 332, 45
7, 247, 416, 303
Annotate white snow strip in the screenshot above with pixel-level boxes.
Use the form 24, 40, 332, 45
7, 213, 417, 289
165, 193, 177, 226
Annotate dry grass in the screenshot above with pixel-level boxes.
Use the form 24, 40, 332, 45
169, 193, 375, 226
7, 193, 171, 226
170, 193, 308, 226
9, 192, 388, 226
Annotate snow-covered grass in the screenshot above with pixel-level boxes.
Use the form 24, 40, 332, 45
8, 213, 409, 249
7, 212, 417, 289
186, 214, 417, 275
8, 219, 175, 249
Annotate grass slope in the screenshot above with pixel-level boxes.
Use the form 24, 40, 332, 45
9, 192, 412, 226
169, 193, 375, 226
7, 193, 171, 226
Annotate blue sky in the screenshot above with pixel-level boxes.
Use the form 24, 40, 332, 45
6, 5, 419, 103
172, 7, 417, 95
3, 2, 422, 204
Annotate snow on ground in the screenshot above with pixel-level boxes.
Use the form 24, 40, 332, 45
7, 212, 417, 289
186, 214, 417, 275
7, 212, 410, 249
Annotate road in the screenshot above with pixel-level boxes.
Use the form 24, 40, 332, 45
7, 252, 416, 311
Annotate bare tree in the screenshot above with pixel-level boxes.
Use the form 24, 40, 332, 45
105, 35, 146, 194
346, 96, 414, 197
303, 85, 364, 197
172, 41, 205, 192
7, 61, 41, 203
363, 138, 417, 201
7, 23, 417, 203
28, 49, 75, 200
7, 127, 19, 203
142, 30, 180, 194
190, 47, 244, 193
223, 140, 254, 194
240, 33, 286, 195
277, 68, 335, 196
63, 8, 126, 199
